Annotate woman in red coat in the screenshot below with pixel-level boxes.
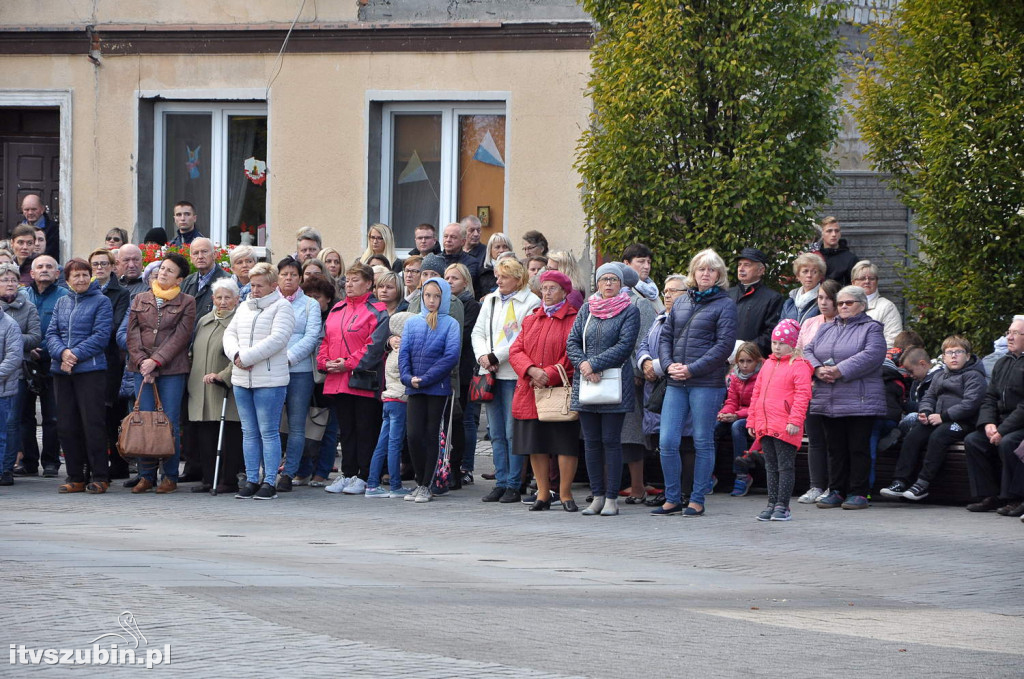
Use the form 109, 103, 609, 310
508, 271, 580, 511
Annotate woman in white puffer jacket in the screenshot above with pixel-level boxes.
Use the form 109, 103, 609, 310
223, 262, 295, 500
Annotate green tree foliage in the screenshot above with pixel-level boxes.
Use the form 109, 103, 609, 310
855, 1, 1024, 349
576, 0, 843, 281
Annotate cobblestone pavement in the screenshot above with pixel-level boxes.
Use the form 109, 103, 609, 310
1, 450, 1022, 677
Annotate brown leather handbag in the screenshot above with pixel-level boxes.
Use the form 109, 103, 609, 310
117, 381, 176, 461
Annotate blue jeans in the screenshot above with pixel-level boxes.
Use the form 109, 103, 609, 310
486, 378, 521, 489
579, 411, 625, 499
659, 385, 725, 506
715, 418, 750, 473
297, 409, 339, 479
2, 381, 22, 473
281, 371, 316, 479
368, 400, 407, 491
234, 385, 287, 486
135, 373, 186, 482
462, 398, 480, 472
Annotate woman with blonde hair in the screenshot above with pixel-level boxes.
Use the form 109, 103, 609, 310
655, 248, 737, 517
375, 270, 406, 315
471, 257, 540, 502
359, 223, 398, 270
229, 244, 257, 301
317, 247, 346, 298
781, 252, 826, 324
477, 232, 514, 299
545, 250, 586, 309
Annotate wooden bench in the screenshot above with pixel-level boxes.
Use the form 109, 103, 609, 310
712, 437, 973, 505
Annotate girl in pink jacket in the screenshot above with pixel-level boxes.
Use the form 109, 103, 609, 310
747, 319, 812, 522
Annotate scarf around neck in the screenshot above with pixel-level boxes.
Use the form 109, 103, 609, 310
543, 299, 567, 317
151, 280, 181, 301
690, 285, 721, 304
633, 277, 659, 301
588, 290, 632, 319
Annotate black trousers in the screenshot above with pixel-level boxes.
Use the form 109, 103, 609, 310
893, 421, 965, 484
406, 394, 447, 487
21, 373, 61, 472
963, 428, 1024, 500
54, 372, 108, 484
823, 415, 874, 498
333, 393, 382, 480
106, 397, 129, 477
193, 420, 244, 488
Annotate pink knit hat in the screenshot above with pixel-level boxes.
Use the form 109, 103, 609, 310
771, 318, 801, 348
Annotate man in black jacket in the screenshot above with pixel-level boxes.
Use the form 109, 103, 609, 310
728, 247, 782, 358
180, 238, 229, 325
812, 216, 858, 286
963, 315, 1024, 515
20, 194, 60, 261
409, 223, 442, 257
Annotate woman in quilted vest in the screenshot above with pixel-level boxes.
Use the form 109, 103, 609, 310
508, 270, 579, 511
223, 262, 295, 501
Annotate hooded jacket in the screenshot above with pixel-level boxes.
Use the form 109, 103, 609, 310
804, 311, 887, 418
284, 287, 322, 373
747, 354, 813, 448
918, 354, 987, 428
223, 289, 295, 389
317, 290, 389, 397
382, 312, 413, 402
399, 278, 461, 396
657, 288, 738, 389
45, 280, 113, 375
719, 367, 760, 419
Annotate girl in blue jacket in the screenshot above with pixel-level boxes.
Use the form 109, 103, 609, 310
399, 277, 461, 503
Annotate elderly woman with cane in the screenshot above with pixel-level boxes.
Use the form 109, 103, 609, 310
188, 278, 243, 494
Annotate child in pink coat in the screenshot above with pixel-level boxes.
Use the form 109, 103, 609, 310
747, 319, 813, 521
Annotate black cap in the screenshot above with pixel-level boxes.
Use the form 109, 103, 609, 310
736, 247, 768, 266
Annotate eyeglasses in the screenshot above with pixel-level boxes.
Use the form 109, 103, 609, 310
1007, 330, 1024, 338
853, 276, 878, 283
90, 261, 111, 268
663, 288, 685, 295
943, 349, 967, 357
0, 278, 19, 285
368, 235, 384, 242
405, 269, 421, 276
836, 300, 859, 307
597, 276, 621, 285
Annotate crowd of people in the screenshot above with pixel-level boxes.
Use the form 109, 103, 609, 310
4, 196, 1024, 524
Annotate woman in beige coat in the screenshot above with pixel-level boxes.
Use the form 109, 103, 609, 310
188, 278, 243, 494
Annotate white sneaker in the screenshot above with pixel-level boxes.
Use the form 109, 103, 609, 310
342, 477, 366, 495
797, 487, 824, 504
815, 488, 831, 502
404, 485, 421, 502
325, 475, 350, 494
414, 486, 432, 503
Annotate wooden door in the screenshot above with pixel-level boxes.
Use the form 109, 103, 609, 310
2, 140, 60, 237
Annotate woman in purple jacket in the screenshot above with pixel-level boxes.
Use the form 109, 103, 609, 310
804, 285, 887, 510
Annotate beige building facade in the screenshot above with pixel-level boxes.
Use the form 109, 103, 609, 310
0, 0, 593, 263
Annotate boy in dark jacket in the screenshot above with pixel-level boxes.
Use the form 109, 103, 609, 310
882, 336, 987, 500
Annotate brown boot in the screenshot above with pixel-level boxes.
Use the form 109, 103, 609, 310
155, 478, 178, 494
58, 481, 86, 493
131, 478, 154, 494
85, 481, 109, 494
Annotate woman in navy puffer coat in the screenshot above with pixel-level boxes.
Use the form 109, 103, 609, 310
45, 259, 113, 494
656, 249, 737, 517
400, 277, 461, 501
804, 285, 886, 510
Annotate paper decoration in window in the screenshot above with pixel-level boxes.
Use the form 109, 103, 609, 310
244, 157, 267, 186
472, 131, 504, 168
186, 145, 201, 179
398, 149, 429, 184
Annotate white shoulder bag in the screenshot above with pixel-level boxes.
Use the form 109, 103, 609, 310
578, 312, 622, 406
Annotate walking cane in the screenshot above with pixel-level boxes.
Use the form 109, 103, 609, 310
209, 385, 229, 496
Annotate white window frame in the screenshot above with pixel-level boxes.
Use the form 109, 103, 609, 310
152, 101, 268, 246
378, 101, 507, 255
